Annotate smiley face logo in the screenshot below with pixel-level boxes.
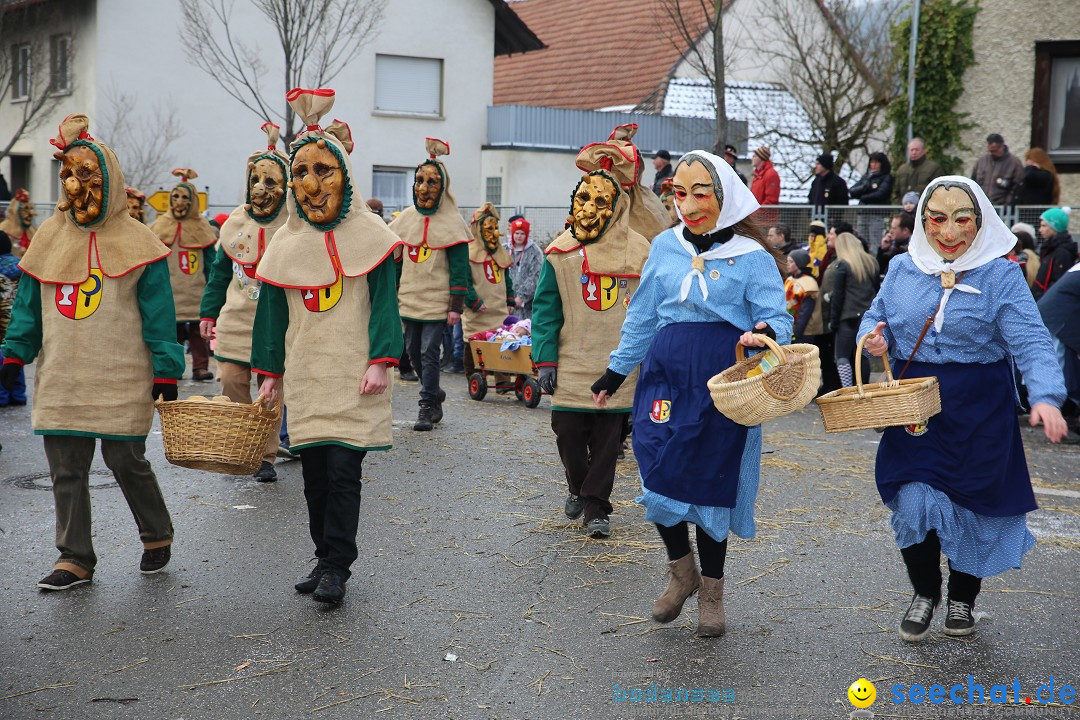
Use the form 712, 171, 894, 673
301, 273, 343, 312
484, 260, 503, 284
55, 269, 103, 320
407, 241, 432, 264
178, 250, 200, 275
847, 678, 876, 709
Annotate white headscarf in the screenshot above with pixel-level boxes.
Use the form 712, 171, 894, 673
672, 150, 763, 301
908, 176, 1016, 332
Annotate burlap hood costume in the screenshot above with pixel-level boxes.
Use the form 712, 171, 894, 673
577, 123, 670, 242
150, 167, 217, 322
389, 138, 471, 251
151, 169, 216, 250
463, 202, 513, 336
1, 188, 37, 256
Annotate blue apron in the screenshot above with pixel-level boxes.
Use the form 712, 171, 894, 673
876, 359, 1035, 517
632, 322, 748, 507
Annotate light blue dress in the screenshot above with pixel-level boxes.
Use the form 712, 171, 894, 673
859, 254, 1065, 577
609, 227, 792, 542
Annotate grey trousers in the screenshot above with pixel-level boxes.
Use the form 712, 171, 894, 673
43, 435, 173, 578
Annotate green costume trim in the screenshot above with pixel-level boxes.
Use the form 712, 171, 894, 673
550, 405, 630, 414
291, 440, 392, 452
69, 140, 110, 229
1, 273, 43, 362
35, 429, 147, 441
412, 160, 446, 216
199, 243, 233, 320
245, 153, 288, 223
569, 170, 620, 244
289, 136, 353, 232
529, 260, 562, 365
250, 283, 289, 375
138, 259, 186, 379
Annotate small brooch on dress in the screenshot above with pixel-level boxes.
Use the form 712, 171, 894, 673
941, 270, 956, 289
691, 256, 705, 272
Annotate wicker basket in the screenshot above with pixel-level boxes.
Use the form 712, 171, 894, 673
707, 334, 821, 426
815, 333, 941, 432
157, 395, 280, 474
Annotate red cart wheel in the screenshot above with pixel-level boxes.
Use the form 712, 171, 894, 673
522, 377, 542, 408
468, 373, 488, 401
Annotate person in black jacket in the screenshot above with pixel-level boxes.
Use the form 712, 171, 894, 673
849, 152, 893, 205
1032, 208, 1077, 301
808, 152, 849, 209
828, 232, 879, 387
1015, 147, 1059, 206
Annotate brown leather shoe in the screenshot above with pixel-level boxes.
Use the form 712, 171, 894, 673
651, 553, 701, 623
696, 576, 726, 637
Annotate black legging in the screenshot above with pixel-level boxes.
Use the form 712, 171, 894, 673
899, 530, 982, 605
655, 522, 728, 579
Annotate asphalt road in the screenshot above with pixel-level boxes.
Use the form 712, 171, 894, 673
1, 365, 1078, 720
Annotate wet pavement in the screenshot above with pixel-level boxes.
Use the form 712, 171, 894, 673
1, 365, 1078, 720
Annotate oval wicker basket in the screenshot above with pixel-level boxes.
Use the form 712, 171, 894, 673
707, 334, 821, 426
156, 396, 280, 475
815, 333, 941, 432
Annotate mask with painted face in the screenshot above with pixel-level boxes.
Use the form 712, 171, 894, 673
570, 174, 617, 242
672, 160, 723, 235
248, 157, 286, 219
290, 139, 345, 225
413, 162, 444, 212
58, 145, 104, 225
923, 184, 980, 262
18, 198, 36, 228
480, 214, 500, 252
127, 195, 143, 221
170, 184, 193, 220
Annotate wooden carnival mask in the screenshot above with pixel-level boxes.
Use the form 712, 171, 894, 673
480, 214, 501, 251
127, 195, 144, 222
570, 174, 617, 242
290, 140, 345, 225
248, 157, 286, 219
18, 198, 36, 227
170, 184, 193, 220
58, 146, 104, 225
923, 184, 980, 262
413, 163, 443, 211
672, 160, 722, 235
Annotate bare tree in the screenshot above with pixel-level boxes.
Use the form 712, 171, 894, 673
179, 0, 386, 146
657, 0, 728, 154
0, 1, 76, 164
748, 0, 901, 173
98, 83, 185, 190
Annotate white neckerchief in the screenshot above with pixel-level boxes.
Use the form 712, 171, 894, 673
907, 176, 1017, 332
675, 228, 762, 302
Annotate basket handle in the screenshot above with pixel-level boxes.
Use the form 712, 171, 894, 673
854, 332, 894, 397
735, 333, 787, 365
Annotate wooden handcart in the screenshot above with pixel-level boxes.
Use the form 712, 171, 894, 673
467, 340, 543, 408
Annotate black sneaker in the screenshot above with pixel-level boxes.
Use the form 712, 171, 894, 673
431, 401, 444, 425
399, 370, 419, 382
140, 546, 172, 574
564, 494, 584, 519
313, 570, 346, 604
254, 461, 278, 482
899, 593, 936, 642
943, 598, 976, 636
295, 563, 323, 594
585, 516, 611, 538
37, 569, 91, 591
414, 403, 434, 431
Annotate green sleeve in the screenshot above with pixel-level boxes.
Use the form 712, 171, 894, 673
202, 246, 215, 281
505, 267, 515, 305
250, 283, 289, 376
1, 273, 43, 363
447, 242, 469, 296
464, 264, 481, 311
138, 259, 186, 379
366, 256, 404, 363
530, 259, 563, 365
199, 245, 232, 320
394, 255, 403, 286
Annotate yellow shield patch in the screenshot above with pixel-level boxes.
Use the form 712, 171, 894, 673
55, 269, 104, 320
407, 242, 432, 264
301, 273, 343, 312
178, 250, 200, 275
582, 273, 619, 311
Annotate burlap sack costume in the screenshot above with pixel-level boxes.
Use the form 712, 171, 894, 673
213, 123, 289, 365
1, 188, 36, 256
150, 168, 217, 322
543, 168, 650, 410
577, 124, 670, 242
125, 186, 146, 223
16, 114, 175, 439
463, 203, 513, 337
256, 87, 401, 451
389, 138, 472, 321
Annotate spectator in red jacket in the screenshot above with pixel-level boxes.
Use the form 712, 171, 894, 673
750, 146, 781, 205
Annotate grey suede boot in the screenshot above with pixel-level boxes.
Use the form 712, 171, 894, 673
652, 553, 701, 623
697, 576, 726, 637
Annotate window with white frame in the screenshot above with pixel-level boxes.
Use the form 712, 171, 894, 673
372, 167, 412, 210
374, 54, 443, 116
50, 34, 71, 94
12, 43, 31, 100
485, 177, 502, 205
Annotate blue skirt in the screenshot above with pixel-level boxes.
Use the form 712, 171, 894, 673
632, 322, 761, 541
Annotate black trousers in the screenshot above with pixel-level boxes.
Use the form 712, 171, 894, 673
403, 320, 445, 406
900, 530, 982, 606
550, 410, 624, 521
655, 521, 729, 579
299, 445, 366, 580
